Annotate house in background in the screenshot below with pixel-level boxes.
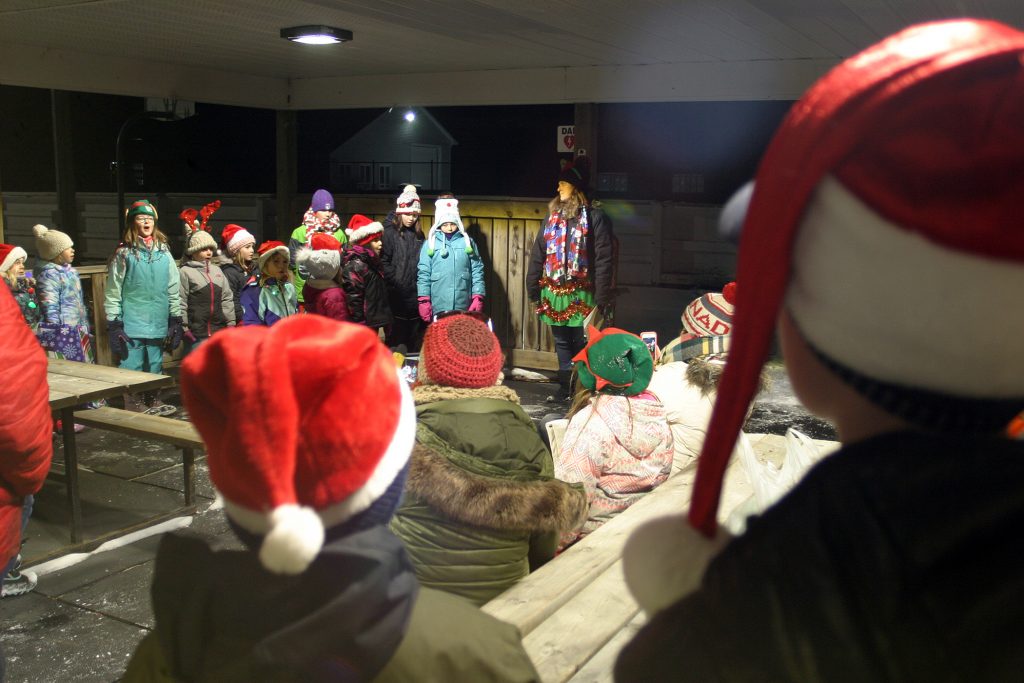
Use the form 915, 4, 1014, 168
329, 107, 456, 193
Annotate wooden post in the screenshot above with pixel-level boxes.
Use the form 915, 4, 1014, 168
51, 90, 80, 253
276, 110, 298, 241
573, 103, 599, 181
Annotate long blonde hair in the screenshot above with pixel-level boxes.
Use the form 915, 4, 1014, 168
122, 220, 169, 247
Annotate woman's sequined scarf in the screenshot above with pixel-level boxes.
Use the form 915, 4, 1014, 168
542, 206, 589, 282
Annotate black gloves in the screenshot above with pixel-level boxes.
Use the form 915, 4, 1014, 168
107, 320, 129, 358
166, 316, 184, 350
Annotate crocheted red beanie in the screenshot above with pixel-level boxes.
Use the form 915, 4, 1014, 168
420, 314, 503, 388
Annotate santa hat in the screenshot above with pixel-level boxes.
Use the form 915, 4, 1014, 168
395, 184, 421, 215
346, 214, 384, 247
572, 327, 653, 397
426, 197, 473, 256
179, 315, 416, 574
220, 224, 256, 256
256, 240, 290, 272
420, 314, 504, 388
689, 19, 1024, 541
0, 244, 28, 274
32, 224, 73, 262
296, 233, 342, 280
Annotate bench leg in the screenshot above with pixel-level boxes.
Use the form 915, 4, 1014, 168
61, 407, 83, 544
182, 447, 195, 506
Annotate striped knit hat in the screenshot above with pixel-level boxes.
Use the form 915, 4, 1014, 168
689, 19, 1024, 540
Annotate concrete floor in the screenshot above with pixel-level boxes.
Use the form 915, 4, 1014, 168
0, 366, 830, 683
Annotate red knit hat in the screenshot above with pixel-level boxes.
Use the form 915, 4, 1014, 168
420, 314, 504, 388
690, 19, 1024, 539
180, 315, 415, 575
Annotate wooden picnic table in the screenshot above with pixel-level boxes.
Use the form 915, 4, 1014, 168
47, 358, 174, 543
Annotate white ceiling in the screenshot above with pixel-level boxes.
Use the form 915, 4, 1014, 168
1, 1, 1022, 109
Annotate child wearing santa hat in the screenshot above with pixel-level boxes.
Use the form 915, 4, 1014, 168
239, 241, 298, 327
287, 188, 347, 306
122, 315, 539, 682
555, 328, 673, 548
616, 19, 1024, 681
296, 232, 348, 322
416, 196, 485, 322
218, 223, 257, 324
0, 243, 40, 331
340, 214, 392, 333
389, 313, 587, 605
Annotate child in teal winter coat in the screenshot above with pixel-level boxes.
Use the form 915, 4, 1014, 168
104, 199, 183, 414
416, 197, 485, 322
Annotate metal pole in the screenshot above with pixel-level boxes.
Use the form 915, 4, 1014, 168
115, 111, 174, 231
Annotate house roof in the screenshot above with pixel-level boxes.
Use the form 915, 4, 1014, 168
1, 1, 1021, 109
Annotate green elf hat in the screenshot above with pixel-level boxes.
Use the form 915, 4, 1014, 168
572, 326, 654, 397
126, 199, 159, 220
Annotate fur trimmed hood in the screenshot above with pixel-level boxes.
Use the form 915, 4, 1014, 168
412, 384, 520, 405
685, 356, 770, 398
405, 444, 587, 533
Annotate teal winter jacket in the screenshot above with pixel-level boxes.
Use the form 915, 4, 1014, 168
416, 231, 484, 314
105, 241, 182, 338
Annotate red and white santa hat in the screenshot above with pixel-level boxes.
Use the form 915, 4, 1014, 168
0, 244, 28, 274
688, 19, 1024, 539
256, 240, 290, 272
180, 315, 416, 575
346, 214, 384, 247
221, 224, 256, 256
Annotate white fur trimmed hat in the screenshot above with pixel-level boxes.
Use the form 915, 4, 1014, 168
296, 233, 341, 280
689, 19, 1024, 540
426, 197, 473, 257
221, 224, 256, 256
346, 214, 384, 247
33, 224, 73, 262
0, 244, 28, 274
179, 315, 416, 575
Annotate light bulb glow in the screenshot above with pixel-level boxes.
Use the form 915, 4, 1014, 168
404, 111, 416, 122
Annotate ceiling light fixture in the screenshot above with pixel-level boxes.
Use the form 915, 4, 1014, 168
404, 110, 416, 122
280, 25, 353, 45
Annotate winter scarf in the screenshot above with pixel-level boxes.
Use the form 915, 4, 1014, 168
542, 206, 590, 282
301, 209, 342, 242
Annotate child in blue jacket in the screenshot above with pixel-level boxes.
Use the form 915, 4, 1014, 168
416, 197, 485, 322
239, 241, 298, 327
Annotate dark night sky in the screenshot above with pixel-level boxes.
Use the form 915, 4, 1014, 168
1, 84, 791, 203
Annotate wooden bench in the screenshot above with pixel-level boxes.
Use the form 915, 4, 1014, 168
483, 433, 837, 682
71, 406, 203, 507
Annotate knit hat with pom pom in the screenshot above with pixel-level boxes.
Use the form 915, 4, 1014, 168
33, 224, 74, 262
179, 315, 415, 575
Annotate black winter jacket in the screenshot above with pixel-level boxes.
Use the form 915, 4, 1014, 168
220, 262, 254, 326
380, 212, 424, 317
340, 244, 393, 329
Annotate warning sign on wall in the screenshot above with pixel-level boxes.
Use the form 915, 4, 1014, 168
557, 125, 575, 153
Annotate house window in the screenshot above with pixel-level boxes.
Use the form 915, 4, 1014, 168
672, 172, 705, 194
377, 164, 392, 189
